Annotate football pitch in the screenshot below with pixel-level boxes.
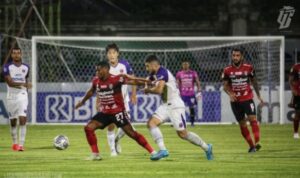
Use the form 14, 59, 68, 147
1, 124, 300, 178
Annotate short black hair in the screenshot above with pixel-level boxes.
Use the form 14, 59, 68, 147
231, 48, 243, 54
12, 47, 21, 52
145, 54, 160, 64
181, 58, 190, 63
96, 60, 110, 69
105, 43, 119, 54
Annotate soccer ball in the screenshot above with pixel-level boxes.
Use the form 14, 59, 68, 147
53, 135, 69, 150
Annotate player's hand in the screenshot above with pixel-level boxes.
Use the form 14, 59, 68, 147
140, 82, 150, 94
24, 82, 32, 89
229, 92, 237, 102
196, 92, 202, 100
257, 96, 265, 106
75, 100, 84, 109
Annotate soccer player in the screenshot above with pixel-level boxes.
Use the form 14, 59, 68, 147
104, 43, 137, 156
2, 47, 32, 151
222, 48, 263, 153
289, 63, 300, 139
176, 59, 201, 126
130, 54, 213, 161
75, 61, 155, 160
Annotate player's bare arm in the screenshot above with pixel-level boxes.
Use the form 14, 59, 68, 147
176, 78, 181, 89
195, 76, 201, 93
121, 74, 151, 86
289, 74, 298, 96
4, 75, 28, 89
130, 75, 137, 105
96, 96, 100, 110
176, 78, 180, 85
113, 73, 138, 103
223, 80, 237, 102
75, 85, 95, 109
144, 80, 165, 95
250, 77, 264, 105
25, 76, 32, 89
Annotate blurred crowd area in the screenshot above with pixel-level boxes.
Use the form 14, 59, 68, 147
0, 0, 299, 82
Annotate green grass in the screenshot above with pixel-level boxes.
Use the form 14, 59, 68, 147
0, 124, 300, 178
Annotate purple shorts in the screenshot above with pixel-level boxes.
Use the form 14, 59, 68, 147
181, 95, 197, 107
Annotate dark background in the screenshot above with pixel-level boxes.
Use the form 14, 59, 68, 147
0, 0, 299, 81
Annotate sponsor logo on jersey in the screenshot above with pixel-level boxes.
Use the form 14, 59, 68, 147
100, 85, 108, 89
156, 75, 164, 80
99, 90, 114, 96
231, 78, 248, 85
12, 77, 25, 82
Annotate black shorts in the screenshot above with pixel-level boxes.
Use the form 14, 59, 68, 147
91, 111, 130, 129
230, 99, 256, 122
293, 96, 300, 111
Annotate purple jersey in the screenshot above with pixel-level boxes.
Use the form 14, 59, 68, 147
176, 69, 199, 96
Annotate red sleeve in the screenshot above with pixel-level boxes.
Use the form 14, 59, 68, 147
249, 65, 255, 78
92, 76, 98, 88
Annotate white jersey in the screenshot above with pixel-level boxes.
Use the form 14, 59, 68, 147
149, 66, 185, 108
109, 59, 134, 106
2, 62, 30, 100
2, 62, 29, 119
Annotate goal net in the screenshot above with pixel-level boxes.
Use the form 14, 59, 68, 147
18, 36, 285, 124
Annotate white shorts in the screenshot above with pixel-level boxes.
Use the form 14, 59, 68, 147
153, 104, 187, 131
7, 95, 28, 119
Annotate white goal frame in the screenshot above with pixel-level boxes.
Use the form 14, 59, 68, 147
31, 36, 285, 125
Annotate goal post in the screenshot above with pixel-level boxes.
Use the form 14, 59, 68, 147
29, 36, 285, 125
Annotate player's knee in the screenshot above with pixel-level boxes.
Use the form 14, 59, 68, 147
19, 122, 26, 126
147, 119, 154, 128
10, 119, 17, 127
239, 120, 247, 126
250, 119, 258, 125
177, 131, 187, 139
107, 123, 115, 131
84, 124, 95, 132
248, 116, 256, 122
84, 126, 89, 132
147, 117, 160, 129
19, 118, 27, 125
